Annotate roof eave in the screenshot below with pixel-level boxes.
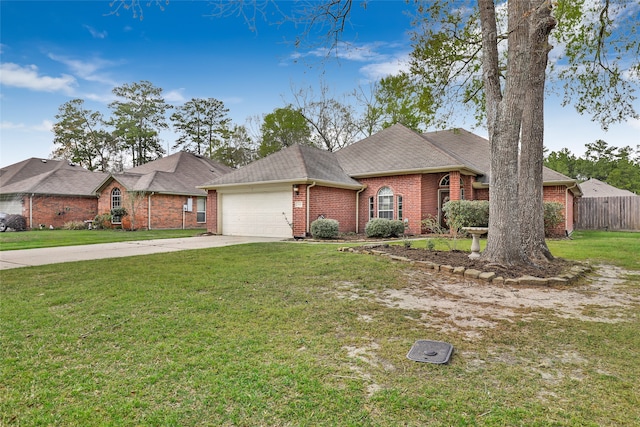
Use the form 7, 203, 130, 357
199, 177, 363, 191
348, 165, 483, 179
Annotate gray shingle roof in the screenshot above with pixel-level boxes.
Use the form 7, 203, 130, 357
201, 144, 362, 189
579, 178, 637, 197
0, 158, 108, 196
109, 151, 234, 196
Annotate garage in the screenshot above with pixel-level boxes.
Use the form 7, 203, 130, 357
220, 187, 293, 238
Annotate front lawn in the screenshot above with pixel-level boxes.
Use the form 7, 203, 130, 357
0, 228, 205, 251
1, 238, 638, 426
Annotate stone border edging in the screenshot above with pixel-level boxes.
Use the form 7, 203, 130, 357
338, 245, 592, 286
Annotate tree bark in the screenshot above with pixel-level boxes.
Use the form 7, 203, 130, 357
480, 0, 530, 266
519, 1, 556, 264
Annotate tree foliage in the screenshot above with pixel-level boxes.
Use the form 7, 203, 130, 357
258, 106, 312, 158
51, 99, 116, 171
545, 141, 640, 194
108, 80, 171, 166
171, 98, 231, 157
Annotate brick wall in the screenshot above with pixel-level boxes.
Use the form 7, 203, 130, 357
97, 180, 206, 230
543, 185, 570, 236
207, 190, 218, 234
358, 175, 424, 234
23, 195, 98, 229
309, 186, 357, 233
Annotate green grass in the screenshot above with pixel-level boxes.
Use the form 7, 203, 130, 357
1, 237, 639, 426
548, 230, 640, 270
0, 228, 205, 251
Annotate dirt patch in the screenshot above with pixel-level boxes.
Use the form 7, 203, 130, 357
372, 264, 639, 339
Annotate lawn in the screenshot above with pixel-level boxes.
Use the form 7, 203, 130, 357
0, 228, 206, 251
1, 232, 638, 425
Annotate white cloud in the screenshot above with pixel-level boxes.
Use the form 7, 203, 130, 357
358, 53, 411, 82
47, 54, 119, 86
0, 120, 52, 132
164, 89, 186, 103
83, 25, 107, 39
0, 121, 26, 130
0, 63, 76, 93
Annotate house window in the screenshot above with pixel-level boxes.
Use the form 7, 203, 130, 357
369, 196, 374, 220
439, 174, 465, 199
197, 197, 206, 223
111, 188, 122, 224
377, 187, 394, 219
397, 195, 403, 221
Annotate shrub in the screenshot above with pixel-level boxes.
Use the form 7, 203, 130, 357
544, 202, 564, 237
310, 218, 339, 239
442, 200, 489, 232
93, 213, 112, 229
365, 219, 405, 238
3, 214, 27, 231
62, 220, 86, 230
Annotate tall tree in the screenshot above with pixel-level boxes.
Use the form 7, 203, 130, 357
291, 82, 361, 152
109, 80, 171, 166
170, 97, 231, 157
51, 99, 116, 171
258, 106, 312, 158
373, 73, 435, 132
214, 124, 257, 168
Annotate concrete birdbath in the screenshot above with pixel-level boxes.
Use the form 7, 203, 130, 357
462, 227, 488, 259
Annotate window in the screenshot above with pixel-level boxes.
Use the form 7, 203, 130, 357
377, 187, 394, 219
197, 197, 206, 223
439, 174, 465, 199
397, 195, 403, 221
368, 196, 374, 220
111, 188, 122, 224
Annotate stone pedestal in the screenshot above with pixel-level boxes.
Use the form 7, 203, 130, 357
462, 227, 489, 259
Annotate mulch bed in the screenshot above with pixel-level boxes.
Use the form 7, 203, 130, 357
353, 244, 574, 280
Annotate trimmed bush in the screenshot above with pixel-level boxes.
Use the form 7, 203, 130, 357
365, 218, 405, 238
544, 202, 564, 237
310, 218, 339, 239
93, 213, 112, 230
442, 200, 489, 232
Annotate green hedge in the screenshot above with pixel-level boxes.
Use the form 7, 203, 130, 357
365, 219, 405, 238
310, 218, 339, 239
442, 200, 489, 232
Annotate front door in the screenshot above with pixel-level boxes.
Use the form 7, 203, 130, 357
438, 189, 450, 229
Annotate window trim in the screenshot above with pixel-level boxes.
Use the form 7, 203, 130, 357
111, 188, 122, 224
397, 195, 403, 221
377, 187, 394, 220
368, 196, 374, 221
196, 196, 206, 223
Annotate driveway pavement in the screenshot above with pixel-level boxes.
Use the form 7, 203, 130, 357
0, 235, 282, 270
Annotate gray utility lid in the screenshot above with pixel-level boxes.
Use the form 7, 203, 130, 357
407, 340, 454, 364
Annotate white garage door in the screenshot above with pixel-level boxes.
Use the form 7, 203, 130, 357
221, 189, 293, 238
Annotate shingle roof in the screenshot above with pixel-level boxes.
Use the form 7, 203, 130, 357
335, 124, 470, 177
201, 144, 362, 189
579, 178, 637, 198
0, 158, 108, 196
109, 151, 234, 196
200, 123, 578, 190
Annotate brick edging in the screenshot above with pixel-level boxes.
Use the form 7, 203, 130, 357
338, 246, 592, 286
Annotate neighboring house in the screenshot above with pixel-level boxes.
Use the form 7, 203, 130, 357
200, 124, 582, 238
579, 178, 637, 198
0, 158, 107, 229
0, 151, 232, 230
95, 151, 233, 230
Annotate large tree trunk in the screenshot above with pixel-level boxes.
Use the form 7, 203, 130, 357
479, 0, 530, 266
519, 1, 557, 264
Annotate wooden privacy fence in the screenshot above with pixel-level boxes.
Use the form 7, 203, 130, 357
575, 196, 640, 231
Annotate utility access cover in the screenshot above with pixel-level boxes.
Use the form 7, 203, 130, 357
407, 340, 454, 364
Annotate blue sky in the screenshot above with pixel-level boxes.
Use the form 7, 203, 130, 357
1, 0, 638, 168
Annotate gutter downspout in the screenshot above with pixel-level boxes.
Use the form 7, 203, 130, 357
306, 181, 317, 235
355, 187, 366, 234
565, 182, 579, 232
30, 194, 34, 229
148, 192, 154, 230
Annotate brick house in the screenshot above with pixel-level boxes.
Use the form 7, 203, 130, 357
0, 158, 107, 229
200, 124, 582, 238
1, 152, 232, 230
95, 151, 232, 230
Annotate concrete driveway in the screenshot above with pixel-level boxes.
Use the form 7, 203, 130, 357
0, 235, 282, 270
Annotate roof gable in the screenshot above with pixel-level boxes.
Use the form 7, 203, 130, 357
201, 145, 361, 189
579, 178, 637, 197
